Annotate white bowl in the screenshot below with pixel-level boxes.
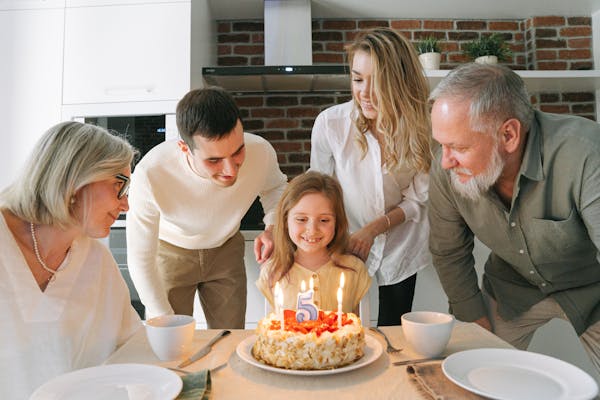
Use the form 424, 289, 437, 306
401, 311, 454, 358
145, 314, 195, 361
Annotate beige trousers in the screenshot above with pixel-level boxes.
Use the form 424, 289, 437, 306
486, 293, 600, 375
156, 232, 246, 329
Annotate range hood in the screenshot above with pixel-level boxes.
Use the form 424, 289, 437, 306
202, 65, 350, 92
202, 0, 350, 92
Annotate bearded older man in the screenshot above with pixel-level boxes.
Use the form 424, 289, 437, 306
428, 63, 600, 374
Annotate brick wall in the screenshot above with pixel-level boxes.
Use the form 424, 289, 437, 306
237, 93, 350, 177
217, 17, 595, 178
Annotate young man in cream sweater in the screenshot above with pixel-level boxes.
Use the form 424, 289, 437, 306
126, 87, 287, 328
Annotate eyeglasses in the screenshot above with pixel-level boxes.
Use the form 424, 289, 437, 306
115, 174, 130, 199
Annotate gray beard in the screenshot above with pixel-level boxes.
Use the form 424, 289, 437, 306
450, 145, 505, 201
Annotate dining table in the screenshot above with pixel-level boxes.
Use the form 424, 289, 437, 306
105, 321, 513, 399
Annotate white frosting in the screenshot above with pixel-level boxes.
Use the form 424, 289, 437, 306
252, 312, 365, 370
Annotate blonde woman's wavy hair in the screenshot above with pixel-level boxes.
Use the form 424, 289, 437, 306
346, 27, 432, 172
266, 171, 349, 287
0, 121, 136, 228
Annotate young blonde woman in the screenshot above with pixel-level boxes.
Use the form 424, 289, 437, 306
256, 171, 371, 314
310, 27, 432, 326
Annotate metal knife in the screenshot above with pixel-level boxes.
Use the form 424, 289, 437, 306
392, 356, 445, 366
177, 329, 231, 368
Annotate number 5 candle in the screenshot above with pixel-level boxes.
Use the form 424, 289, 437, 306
296, 280, 318, 322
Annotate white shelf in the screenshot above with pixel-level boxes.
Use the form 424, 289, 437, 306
426, 69, 600, 93
517, 70, 600, 93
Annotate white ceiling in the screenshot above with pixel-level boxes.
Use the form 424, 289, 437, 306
208, 0, 600, 20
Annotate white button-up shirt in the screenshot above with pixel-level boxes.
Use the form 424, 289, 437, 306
310, 101, 431, 285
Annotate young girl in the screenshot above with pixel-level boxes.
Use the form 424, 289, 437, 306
257, 171, 371, 314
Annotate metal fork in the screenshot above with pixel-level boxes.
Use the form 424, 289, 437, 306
369, 327, 403, 353
167, 362, 227, 375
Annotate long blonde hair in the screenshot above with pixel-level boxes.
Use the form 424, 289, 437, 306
346, 27, 432, 172
266, 172, 349, 287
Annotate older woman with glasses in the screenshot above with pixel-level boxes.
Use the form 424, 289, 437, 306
0, 121, 142, 399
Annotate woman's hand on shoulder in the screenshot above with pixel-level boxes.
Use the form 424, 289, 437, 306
348, 226, 377, 261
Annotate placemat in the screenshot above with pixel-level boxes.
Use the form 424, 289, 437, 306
407, 363, 484, 400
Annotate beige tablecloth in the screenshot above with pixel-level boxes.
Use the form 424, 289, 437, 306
106, 322, 512, 400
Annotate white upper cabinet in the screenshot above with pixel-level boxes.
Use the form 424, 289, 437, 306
0, 0, 64, 9
0, 5, 64, 190
63, 1, 191, 105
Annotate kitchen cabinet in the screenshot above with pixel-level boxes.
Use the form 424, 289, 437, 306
62, 1, 191, 105
0, 2, 64, 190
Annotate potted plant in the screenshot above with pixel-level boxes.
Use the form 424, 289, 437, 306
463, 33, 512, 64
416, 36, 442, 70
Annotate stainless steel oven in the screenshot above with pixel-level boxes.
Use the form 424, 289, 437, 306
84, 115, 168, 162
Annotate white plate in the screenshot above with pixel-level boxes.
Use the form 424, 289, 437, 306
236, 334, 382, 376
30, 363, 182, 400
442, 348, 599, 400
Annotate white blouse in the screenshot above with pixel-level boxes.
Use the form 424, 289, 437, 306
310, 101, 431, 285
0, 215, 141, 399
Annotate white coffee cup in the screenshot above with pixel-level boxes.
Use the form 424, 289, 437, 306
401, 311, 454, 358
145, 314, 195, 361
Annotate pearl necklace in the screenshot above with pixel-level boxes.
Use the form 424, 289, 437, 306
30, 222, 62, 282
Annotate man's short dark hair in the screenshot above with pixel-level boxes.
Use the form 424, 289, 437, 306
176, 87, 242, 150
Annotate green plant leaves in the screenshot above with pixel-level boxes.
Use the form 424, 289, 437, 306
416, 36, 441, 54
463, 33, 512, 61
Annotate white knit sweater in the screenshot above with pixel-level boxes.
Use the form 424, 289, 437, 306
126, 133, 287, 318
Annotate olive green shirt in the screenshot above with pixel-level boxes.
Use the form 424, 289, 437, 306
429, 110, 600, 335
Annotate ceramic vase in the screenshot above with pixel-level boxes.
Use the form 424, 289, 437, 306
474, 55, 498, 65
419, 52, 441, 70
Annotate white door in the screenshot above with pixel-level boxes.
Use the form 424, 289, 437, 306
0, 5, 64, 190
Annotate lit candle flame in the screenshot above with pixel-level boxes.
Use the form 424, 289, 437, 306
337, 286, 343, 304
340, 272, 345, 289
300, 280, 306, 292
309, 277, 314, 290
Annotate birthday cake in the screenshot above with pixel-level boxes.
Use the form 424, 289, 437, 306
252, 310, 365, 370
